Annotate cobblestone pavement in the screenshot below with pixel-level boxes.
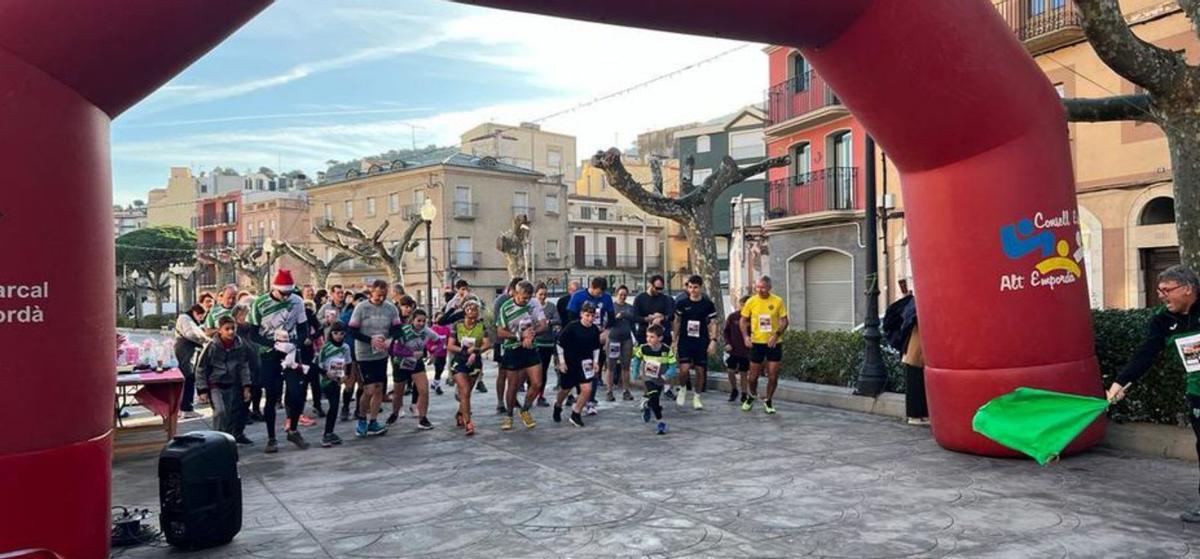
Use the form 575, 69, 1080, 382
112, 376, 1200, 558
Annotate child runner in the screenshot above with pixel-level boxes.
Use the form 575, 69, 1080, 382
195, 316, 253, 443
447, 301, 491, 435
631, 324, 678, 435
388, 309, 440, 430
316, 322, 351, 447
553, 303, 604, 427
428, 317, 450, 396
724, 295, 751, 403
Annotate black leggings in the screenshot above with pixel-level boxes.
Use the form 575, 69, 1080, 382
322, 380, 342, 435
905, 365, 928, 418
1189, 395, 1200, 495
262, 352, 305, 438
433, 356, 446, 380
644, 381, 663, 420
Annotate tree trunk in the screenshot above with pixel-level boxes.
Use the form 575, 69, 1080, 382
314, 268, 332, 292
1163, 110, 1200, 270
684, 208, 726, 354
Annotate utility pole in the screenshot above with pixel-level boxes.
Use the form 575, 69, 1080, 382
855, 135, 887, 397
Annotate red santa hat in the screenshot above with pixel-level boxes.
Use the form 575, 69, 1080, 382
272, 269, 296, 292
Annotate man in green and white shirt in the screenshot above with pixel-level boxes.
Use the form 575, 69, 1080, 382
203, 284, 238, 335
248, 269, 310, 453
496, 280, 546, 431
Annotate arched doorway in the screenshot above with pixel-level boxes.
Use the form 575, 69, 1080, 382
786, 248, 855, 331
1077, 205, 1104, 309
1125, 188, 1179, 308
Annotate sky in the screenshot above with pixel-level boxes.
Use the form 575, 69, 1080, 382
111, 0, 767, 205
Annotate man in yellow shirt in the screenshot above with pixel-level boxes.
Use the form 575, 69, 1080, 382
739, 276, 788, 414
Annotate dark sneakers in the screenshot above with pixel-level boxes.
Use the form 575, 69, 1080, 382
553, 405, 563, 423
418, 417, 434, 430
1182, 509, 1200, 523
286, 430, 310, 449
234, 434, 254, 446
264, 439, 278, 453
728, 389, 740, 403
569, 411, 584, 427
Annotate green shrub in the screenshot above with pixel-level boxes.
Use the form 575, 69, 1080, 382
1093, 308, 1187, 426
778, 329, 906, 392
116, 314, 174, 330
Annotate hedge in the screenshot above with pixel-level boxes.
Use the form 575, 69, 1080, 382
116, 314, 173, 330
766, 308, 1189, 427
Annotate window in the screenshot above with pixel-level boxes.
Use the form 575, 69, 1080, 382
389, 193, 400, 214
791, 54, 809, 92
413, 190, 426, 205
697, 135, 711, 153
580, 206, 593, 220
324, 203, 332, 220
692, 168, 713, 186
514, 191, 529, 212
729, 130, 765, 160
597, 207, 609, 221
223, 201, 236, 223
415, 238, 427, 258
1029, 0, 1066, 16
455, 237, 473, 266
366, 197, 376, 216
223, 230, 236, 247
545, 194, 559, 214
345, 200, 354, 219
791, 143, 811, 180
269, 220, 276, 234
547, 148, 562, 170
831, 131, 854, 209
455, 186, 471, 203
546, 239, 559, 259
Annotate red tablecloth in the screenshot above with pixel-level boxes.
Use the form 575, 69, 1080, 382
116, 368, 184, 420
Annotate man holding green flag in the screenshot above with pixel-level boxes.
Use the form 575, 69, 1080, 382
1107, 265, 1200, 522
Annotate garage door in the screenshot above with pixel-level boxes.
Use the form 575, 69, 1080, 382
805, 251, 854, 331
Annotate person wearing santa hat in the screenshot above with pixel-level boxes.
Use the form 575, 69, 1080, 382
248, 269, 313, 453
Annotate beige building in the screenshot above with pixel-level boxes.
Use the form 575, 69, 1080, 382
242, 191, 312, 288
460, 122, 578, 185
146, 167, 197, 229
113, 204, 147, 237
305, 153, 570, 306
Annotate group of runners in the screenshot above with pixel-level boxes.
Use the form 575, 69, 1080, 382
186, 268, 790, 452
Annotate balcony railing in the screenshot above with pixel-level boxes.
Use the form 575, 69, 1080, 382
765, 70, 843, 128
570, 207, 661, 226
995, 0, 1081, 42
573, 254, 662, 270
766, 167, 860, 219
452, 251, 482, 269
453, 201, 478, 219
191, 212, 233, 229
196, 241, 235, 252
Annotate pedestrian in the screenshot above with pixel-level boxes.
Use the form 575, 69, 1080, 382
740, 276, 789, 414
497, 279, 546, 430
632, 324, 678, 435
202, 284, 238, 336
199, 292, 215, 313
535, 282, 561, 407
315, 322, 350, 447
723, 295, 751, 403
428, 315, 450, 396
672, 275, 718, 410
173, 303, 209, 418
633, 274, 674, 345
233, 303, 263, 426
884, 288, 926, 425
556, 280, 579, 328
194, 316, 253, 443
439, 279, 481, 327
447, 300, 491, 436
553, 303, 604, 427
492, 277, 523, 413
301, 284, 315, 303
298, 300, 322, 424
605, 285, 637, 402
389, 309, 440, 431
389, 295, 416, 420
348, 280, 401, 438
567, 277, 615, 415
248, 269, 312, 452
1107, 265, 1200, 522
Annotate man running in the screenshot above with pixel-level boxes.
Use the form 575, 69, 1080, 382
492, 277, 523, 412
447, 300, 491, 436
554, 303, 604, 427
348, 280, 401, 437
566, 277, 615, 415
634, 274, 674, 345
671, 275, 718, 410
740, 276, 788, 414
535, 282, 561, 407
496, 280, 547, 430
248, 269, 312, 452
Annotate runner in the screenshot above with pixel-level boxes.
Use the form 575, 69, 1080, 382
428, 316, 450, 396
447, 300, 491, 436
496, 280, 547, 430
316, 322, 351, 447
195, 315, 253, 443
534, 282, 561, 407
605, 285, 637, 402
388, 309, 440, 430
566, 277, 615, 416
671, 275, 718, 410
248, 269, 312, 452
740, 276, 789, 414
633, 274, 674, 345
390, 295, 416, 420
348, 279, 401, 438
553, 303, 604, 427
724, 295, 751, 403
631, 324, 677, 435
492, 277, 523, 414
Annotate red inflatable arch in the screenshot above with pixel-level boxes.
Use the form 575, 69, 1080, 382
0, 0, 1102, 556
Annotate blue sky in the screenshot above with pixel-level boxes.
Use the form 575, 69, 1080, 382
111, 1, 766, 204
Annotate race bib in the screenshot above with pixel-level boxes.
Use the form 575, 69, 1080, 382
687, 320, 701, 338
327, 359, 346, 380
758, 314, 773, 333
399, 357, 418, 370
582, 359, 596, 379
608, 342, 621, 359
462, 336, 476, 348
1175, 333, 1200, 373
645, 360, 661, 378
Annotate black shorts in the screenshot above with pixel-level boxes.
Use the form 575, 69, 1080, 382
501, 346, 541, 371
676, 342, 709, 366
725, 355, 750, 372
749, 343, 783, 364
559, 366, 597, 390
392, 358, 426, 383
452, 360, 483, 381
358, 359, 388, 385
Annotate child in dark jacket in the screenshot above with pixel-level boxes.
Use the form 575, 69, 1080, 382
196, 316, 253, 442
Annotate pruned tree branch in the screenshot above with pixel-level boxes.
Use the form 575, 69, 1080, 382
1063, 94, 1156, 122
592, 148, 686, 218
1179, 0, 1200, 39
388, 215, 425, 261
649, 156, 665, 195
277, 241, 355, 290
1075, 0, 1187, 93
313, 217, 423, 284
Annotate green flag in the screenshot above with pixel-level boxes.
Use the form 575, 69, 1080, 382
972, 387, 1110, 465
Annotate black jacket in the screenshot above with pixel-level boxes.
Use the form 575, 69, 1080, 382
195, 336, 253, 393
1116, 306, 1200, 386
883, 295, 916, 352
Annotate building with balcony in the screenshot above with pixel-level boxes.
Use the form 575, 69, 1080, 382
242, 191, 312, 288
305, 152, 568, 307
460, 121, 578, 185
113, 204, 147, 237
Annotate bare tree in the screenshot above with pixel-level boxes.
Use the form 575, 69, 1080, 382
591, 148, 789, 324
277, 242, 355, 291
220, 245, 284, 293
496, 214, 531, 279
195, 250, 236, 289
1064, 0, 1200, 268
313, 216, 424, 285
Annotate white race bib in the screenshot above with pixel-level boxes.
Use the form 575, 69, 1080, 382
582, 359, 596, 379
1175, 333, 1200, 373
328, 359, 346, 380
399, 357, 417, 370
758, 314, 773, 333
608, 342, 621, 359
645, 360, 661, 378
687, 320, 701, 338
462, 336, 476, 348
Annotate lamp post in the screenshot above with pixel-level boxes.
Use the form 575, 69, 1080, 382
129, 270, 141, 328
262, 237, 275, 291
420, 198, 437, 316
855, 135, 887, 397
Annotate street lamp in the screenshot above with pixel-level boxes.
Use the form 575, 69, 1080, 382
263, 236, 275, 292
130, 270, 141, 328
420, 198, 437, 316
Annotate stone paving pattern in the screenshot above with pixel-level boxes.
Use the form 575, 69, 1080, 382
112, 374, 1200, 558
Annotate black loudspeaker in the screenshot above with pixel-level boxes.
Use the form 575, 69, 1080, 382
158, 430, 242, 549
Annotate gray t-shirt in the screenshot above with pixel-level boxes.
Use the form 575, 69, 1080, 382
348, 300, 400, 362
610, 301, 637, 341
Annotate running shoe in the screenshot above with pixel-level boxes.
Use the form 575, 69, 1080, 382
465, 420, 476, 436
553, 405, 563, 423
321, 433, 341, 447
356, 419, 369, 437
642, 401, 652, 423
728, 389, 739, 403
519, 409, 536, 429
249, 410, 264, 422
741, 395, 755, 412
286, 430, 310, 449
536, 396, 550, 408
367, 420, 388, 436
569, 411, 584, 427
386, 412, 400, 425
764, 400, 777, 415
264, 438, 278, 453
298, 415, 317, 427
500, 416, 513, 431
656, 422, 667, 435
339, 408, 350, 422
606, 390, 616, 402
663, 388, 675, 401
675, 387, 687, 407
496, 405, 507, 415
235, 435, 254, 446
585, 402, 598, 416
692, 394, 704, 410
623, 390, 634, 401
418, 417, 434, 430
476, 381, 488, 393
565, 394, 576, 406
432, 380, 443, 395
